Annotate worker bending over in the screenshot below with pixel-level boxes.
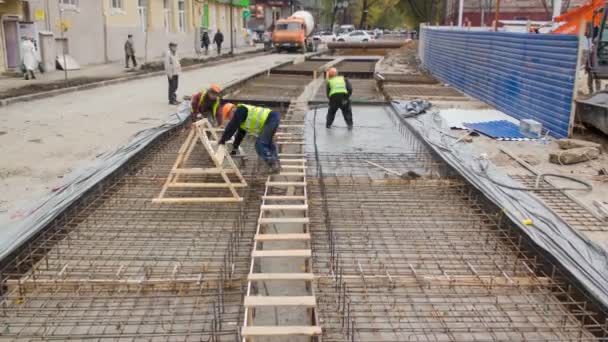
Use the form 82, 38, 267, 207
326, 67, 353, 130
190, 84, 222, 125
218, 103, 281, 173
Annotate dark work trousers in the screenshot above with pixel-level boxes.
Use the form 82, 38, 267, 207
255, 111, 280, 164
168, 75, 179, 103
125, 54, 137, 68
326, 93, 353, 128
216, 42, 222, 55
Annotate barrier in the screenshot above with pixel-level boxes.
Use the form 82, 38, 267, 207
419, 26, 581, 138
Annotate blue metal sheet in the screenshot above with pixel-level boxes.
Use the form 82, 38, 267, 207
463, 120, 533, 141
420, 27, 579, 138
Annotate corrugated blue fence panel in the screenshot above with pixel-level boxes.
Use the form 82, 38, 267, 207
420, 27, 579, 138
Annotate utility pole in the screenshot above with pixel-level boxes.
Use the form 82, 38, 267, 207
229, 0, 234, 55
458, 0, 464, 27
494, 0, 500, 31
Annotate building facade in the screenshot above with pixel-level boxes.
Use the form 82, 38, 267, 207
444, 0, 587, 27
0, 0, 249, 73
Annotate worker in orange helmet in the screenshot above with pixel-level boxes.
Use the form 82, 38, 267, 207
190, 84, 222, 125
218, 103, 281, 173
326, 67, 353, 130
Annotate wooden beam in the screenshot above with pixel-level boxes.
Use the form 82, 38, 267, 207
262, 195, 307, 200
261, 205, 308, 211
255, 233, 311, 241
258, 217, 310, 224
170, 168, 236, 175
167, 182, 247, 188
244, 296, 317, 307
252, 250, 311, 257
242, 326, 321, 337
152, 197, 243, 203
248, 273, 314, 281
266, 182, 306, 187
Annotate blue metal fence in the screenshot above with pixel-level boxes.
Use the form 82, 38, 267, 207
420, 27, 580, 138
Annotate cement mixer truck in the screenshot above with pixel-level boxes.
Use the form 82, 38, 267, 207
272, 10, 316, 53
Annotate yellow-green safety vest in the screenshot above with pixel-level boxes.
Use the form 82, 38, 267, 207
193, 89, 220, 118
238, 104, 271, 136
328, 76, 348, 96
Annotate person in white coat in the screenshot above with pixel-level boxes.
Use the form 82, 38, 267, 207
20, 37, 38, 80
164, 42, 181, 105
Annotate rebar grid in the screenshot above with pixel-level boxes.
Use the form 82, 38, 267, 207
0, 128, 269, 341
308, 175, 607, 341
509, 174, 608, 232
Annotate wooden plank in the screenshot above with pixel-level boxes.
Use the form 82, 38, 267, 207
259, 217, 310, 224
278, 154, 305, 157
167, 182, 246, 188
279, 159, 306, 163
153, 197, 243, 203
266, 182, 306, 187
254, 233, 310, 241
281, 165, 307, 169
252, 250, 311, 258
244, 296, 316, 307
242, 326, 321, 337
261, 205, 308, 211
171, 168, 235, 175
262, 195, 307, 200
247, 273, 314, 281
278, 172, 306, 176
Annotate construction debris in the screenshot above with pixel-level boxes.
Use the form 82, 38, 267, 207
549, 146, 600, 165
557, 138, 603, 151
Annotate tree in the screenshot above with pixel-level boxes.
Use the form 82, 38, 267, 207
399, 0, 445, 27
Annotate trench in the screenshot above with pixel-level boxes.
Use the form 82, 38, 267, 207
0, 53, 606, 342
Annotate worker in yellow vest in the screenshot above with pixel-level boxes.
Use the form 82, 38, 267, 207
218, 103, 281, 173
326, 67, 353, 130
190, 84, 222, 125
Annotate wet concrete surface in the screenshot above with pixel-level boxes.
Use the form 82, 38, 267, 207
312, 79, 385, 103
304, 105, 436, 177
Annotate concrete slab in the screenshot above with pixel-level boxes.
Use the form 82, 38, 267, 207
304, 105, 438, 177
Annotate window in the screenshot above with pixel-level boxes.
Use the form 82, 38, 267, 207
138, 0, 148, 32
178, 0, 186, 33
111, 0, 122, 9
60, 0, 78, 8
163, 0, 172, 33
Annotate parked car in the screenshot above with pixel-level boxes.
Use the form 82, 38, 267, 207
312, 31, 337, 43
337, 30, 373, 42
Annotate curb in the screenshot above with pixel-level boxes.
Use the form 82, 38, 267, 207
0, 49, 268, 107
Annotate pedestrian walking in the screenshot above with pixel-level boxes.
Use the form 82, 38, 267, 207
20, 37, 38, 80
164, 42, 181, 105
325, 68, 353, 130
213, 29, 224, 55
124, 34, 137, 68
201, 31, 210, 55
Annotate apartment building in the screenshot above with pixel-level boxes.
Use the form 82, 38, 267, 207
0, 0, 249, 73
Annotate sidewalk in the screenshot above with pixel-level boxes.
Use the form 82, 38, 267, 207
0, 53, 296, 216
0, 44, 264, 94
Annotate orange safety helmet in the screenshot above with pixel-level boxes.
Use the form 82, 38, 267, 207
209, 84, 221, 94
222, 103, 236, 121
327, 68, 338, 78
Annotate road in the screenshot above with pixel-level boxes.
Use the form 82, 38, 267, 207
0, 53, 296, 215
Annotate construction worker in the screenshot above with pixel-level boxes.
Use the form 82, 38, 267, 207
218, 103, 281, 173
190, 84, 222, 125
326, 67, 353, 130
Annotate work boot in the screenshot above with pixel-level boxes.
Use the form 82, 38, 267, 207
268, 161, 281, 174
347, 125, 353, 131
326, 124, 331, 129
